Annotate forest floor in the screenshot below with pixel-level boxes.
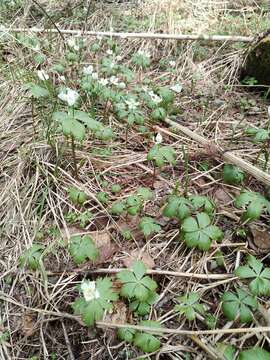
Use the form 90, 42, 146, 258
1, 1, 270, 359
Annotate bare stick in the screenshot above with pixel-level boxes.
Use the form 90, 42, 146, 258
0, 27, 254, 43
160, 120, 270, 187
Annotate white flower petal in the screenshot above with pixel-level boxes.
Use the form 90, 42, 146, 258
170, 83, 182, 93
37, 69, 49, 81
83, 65, 94, 75
155, 133, 163, 144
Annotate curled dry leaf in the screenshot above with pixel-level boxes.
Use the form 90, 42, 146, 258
122, 249, 155, 269
89, 231, 118, 264
20, 313, 36, 337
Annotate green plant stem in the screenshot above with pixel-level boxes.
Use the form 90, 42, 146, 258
152, 165, 156, 187
71, 136, 78, 179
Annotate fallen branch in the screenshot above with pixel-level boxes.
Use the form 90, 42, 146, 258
0, 27, 254, 43
160, 119, 270, 187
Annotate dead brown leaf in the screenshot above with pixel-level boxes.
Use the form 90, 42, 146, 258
21, 313, 36, 337
249, 227, 270, 253
90, 230, 118, 264
214, 188, 232, 205
122, 249, 155, 269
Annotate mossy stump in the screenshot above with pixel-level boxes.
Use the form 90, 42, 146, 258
241, 35, 270, 86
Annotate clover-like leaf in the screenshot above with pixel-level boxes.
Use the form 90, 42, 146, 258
234, 191, 270, 222
19, 244, 44, 270
235, 255, 270, 296
110, 201, 125, 215
147, 144, 176, 168
73, 277, 118, 327
246, 128, 270, 143
126, 195, 142, 215
129, 291, 158, 316
163, 195, 192, 220
69, 235, 99, 265
139, 217, 161, 237
157, 87, 174, 105
181, 212, 223, 251
221, 288, 257, 323
174, 292, 205, 321
117, 261, 157, 302
96, 192, 109, 204
137, 187, 153, 201
134, 321, 161, 353
151, 107, 166, 121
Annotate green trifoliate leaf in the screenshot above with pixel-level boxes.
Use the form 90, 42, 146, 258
188, 195, 215, 215
129, 291, 158, 316
246, 128, 270, 143
137, 187, 153, 201
157, 87, 174, 104
74, 110, 103, 132
111, 184, 121, 194
126, 195, 142, 215
96, 192, 109, 204
110, 201, 125, 215
181, 212, 223, 251
151, 107, 167, 121
19, 244, 44, 270
223, 164, 245, 185
25, 83, 49, 98
69, 235, 99, 265
221, 288, 257, 323
139, 217, 161, 237
235, 255, 270, 296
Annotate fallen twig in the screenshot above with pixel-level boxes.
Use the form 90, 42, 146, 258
0, 27, 254, 43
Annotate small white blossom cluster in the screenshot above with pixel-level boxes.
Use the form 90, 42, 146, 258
81, 280, 100, 302
155, 132, 163, 144
169, 60, 176, 67
37, 69, 49, 81
170, 83, 182, 93
67, 37, 80, 52
148, 90, 162, 104
58, 88, 79, 106
125, 98, 140, 111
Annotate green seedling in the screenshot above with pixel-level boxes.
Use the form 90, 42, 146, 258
139, 217, 161, 237
68, 187, 88, 206
174, 292, 205, 321
234, 190, 270, 222
223, 164, 245, 185
19, 244, 44, 270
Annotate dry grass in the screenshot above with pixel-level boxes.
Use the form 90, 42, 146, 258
0, 0, 270, 359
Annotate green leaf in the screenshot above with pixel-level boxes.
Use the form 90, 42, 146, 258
234, 191, 270, 222
19, 244, 44, 270
134, 321, 161, 353
73, 277, 118, 327
235, 255, 270, 296
221, 288, 257, 323
117, 261, 157, 302
95, 127, 114, 141
111, 184, 121, 194
25, 83, 49, 98
96, 192, 109, 204
74, 110, 103, 132
137, 187, 153, 201
163, 195, 192, 220
157, 87, 174, 104
68, 187, 88, 206
246, 128, 269, 143
126, 195, 142, 215
69, 235, 99, 264
223, 164, 245, 185
151, 107, 167, 121
139, 217, 161, 237
174, 292, 205, 321
147, 145, 176, 168
216, 343, 236, 360
117, 328, 136, 343
238, 348, 270, 360
181, 213, 223, 251
110, 201, 125, 215
188, 195, 215, 215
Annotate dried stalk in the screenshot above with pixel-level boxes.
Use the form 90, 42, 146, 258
161, 119, 270, 187
0, 27, 254, 43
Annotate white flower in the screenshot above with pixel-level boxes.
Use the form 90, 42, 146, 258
117, 82, 126, 89
106, 49, 113, 56
115, 55, 122, 62
268, 106, 270, 117
170, 83, 183, 93
58, 88, 79, 106
59, 75, 66, 81
125, 99, 140, 111
37, 70, 49, 81
92, 72, 99, 80
155, 132, 163, 144
67, 37, 79, 51
110, 76, 119, 85
169, 60, 176, 67
148, 91, 162, 104
81, 281, 100, 302
137, 49, 150, 58
98, 78, 109, 86
83, 65, 94, 75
